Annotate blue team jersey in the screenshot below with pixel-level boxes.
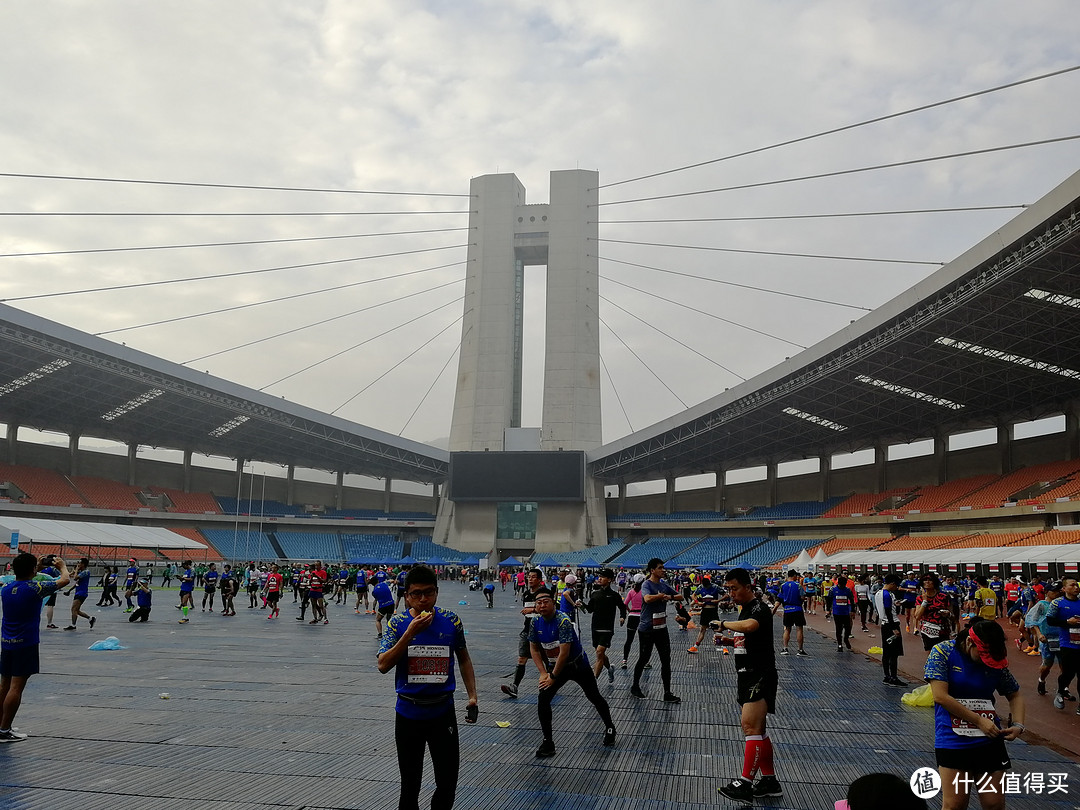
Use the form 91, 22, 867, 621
779, 580, 803, 613
924, 640, 1020, 749
355, 571, 367, 588
204, 570, 219, 590
529, 610, 586, 666
558, 590, 577, 621
374, 571, 388, 584
803, 577, 818, 595
73, 569, 91, 599
136, 587, 153, 608
379, 606, 466, 719
696, 585, 720, 608
373, 581, 395, 609
124, 566, 138, 586
900, 580, 919, 604
829, 586, 854, 616
1047, 596, 1080, 650
179, 568, 195, 592
1, 578, 61, 650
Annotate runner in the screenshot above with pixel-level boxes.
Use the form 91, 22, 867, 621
377, 566, 478, 810
307, 560, 329, 625
774, 570, 807, 656
689, 575, 721, 654
245, 562, 260, 609
529, 588, 616, 757
630, 558, 681, 703
873, 574, 907, 686
201, 562, 219, 612
828, 575, 855, 652
899, 571, 920, 632
803, 571, 820, 615
714, 567, 783, 802
621, 574, 645, 668
924, 618, 1025, 809
373, 576, 396, 638
854, 575, 871, 633
177, 559, 195, 623
1027, 580, 1063, 697
122, 557, 139, 613
973, 577, 998, 621
1046, 576, 1080, 712
219, 565, 237, 617
62, 557, 96, 631
482, 580, 495, 609
354, 566, 370, 614
989, 574, 1006, 619
295, 565, 313, 621
501, 568, 544, 699
580, 568, 626, 683
265, 563, 284, 619
914, 573, 954, 652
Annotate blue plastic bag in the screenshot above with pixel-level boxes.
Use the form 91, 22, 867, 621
88, 636, 127, 651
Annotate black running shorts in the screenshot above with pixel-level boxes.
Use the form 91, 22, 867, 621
592, 631, 614, 649
736, 669, 777, 713
782, 611, 806, 628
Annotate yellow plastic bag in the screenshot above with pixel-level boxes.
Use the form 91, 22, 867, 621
901, 684, 934, 708
868, 646, 883, 654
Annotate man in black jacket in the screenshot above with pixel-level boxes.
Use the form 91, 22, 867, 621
581, 568, 627, 684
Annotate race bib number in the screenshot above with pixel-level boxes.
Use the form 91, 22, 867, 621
540, 639, 560, 660
1069, 627, 1080, 645
1049, 636, 1061, 652
834, 595, 849, 606
920, 621, 942, 638
733, 631, 746, 654
407, 645, 450, 684
950, 698, 997, 737
651, 612, 667, 629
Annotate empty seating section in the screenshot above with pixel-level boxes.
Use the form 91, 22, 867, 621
723, 538, 821, 570
608, 538, 699, 567
342, 533, 403, 563
69, 476, 145, 510
1031, 475, 1080, 503
668, 536, 761, 567
0, 463, 88, 507
823, 488, 917, 518
734, 499, 845, 521
164, 528, 223, 561
216, 498, 307, 518
274, 531, 344, 561
150, 487, 223, 514
816, 536, 885, 556
325, 507, 435, 520
950, 459, 1080, 509
1018, 529, 1080, 545
879, 475, 998, 514
940, 532, 1038, 549
609, 511, 726, 522
201, 529, 278, 561
874, 534, 968, 552
409, 537, 468, 563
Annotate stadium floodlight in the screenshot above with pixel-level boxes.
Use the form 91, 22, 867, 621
0, 359, 71, 397
101, 388, 164, 422
855, 374, 965, 410
1024, 288, 1080, 310
935, 337, 1080, 380
208, 415, 250, 437
781, 407, 847, 431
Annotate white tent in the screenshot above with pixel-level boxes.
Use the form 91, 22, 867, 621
793, 548, 813, 570
0, 517, 205, 549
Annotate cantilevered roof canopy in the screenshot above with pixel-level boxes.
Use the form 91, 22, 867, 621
0, 305, 448, 483
589, 169, 1080, 484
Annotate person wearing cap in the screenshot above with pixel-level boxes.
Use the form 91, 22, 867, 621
630, 558, 681, 703
580, 568, 626, 683
528, 587, 616, 757
1025, 580, 1063, 697
1046, 577, 1080, 713
924, 618, 1025, 809
378, 565, 478, 810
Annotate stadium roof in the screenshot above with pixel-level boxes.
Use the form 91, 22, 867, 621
588, 168, 1080, 484
0, 170, 1077, 490
0, 305, 448, 483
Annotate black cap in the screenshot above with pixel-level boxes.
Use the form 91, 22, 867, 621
599, 568, 615, 579
1048, 580, 1065, 593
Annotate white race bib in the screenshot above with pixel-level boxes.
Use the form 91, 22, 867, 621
407, 644, 450, 684
540, 639, 561, 660
651, 612, 667, 629
733, 631, 747, 654
950, 698, 997, 737
921, 621, 943, 638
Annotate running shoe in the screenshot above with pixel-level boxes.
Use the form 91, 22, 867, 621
718, 778, 754, 803
324, 620, 329, 625
620, 659, 628, 669
1054, 693, 1065, 709
1064, 689, 1076, 701
1026, 649, 1040, 656
630, 685, 645, 698
608, 666, 615, 684
295, 616, 304, 621
0, 729, 28, 743
501, 683, 519, 698
663, 692, 681, 704
89, 616, 96, 629
63, 625, 76, 631
603, 727, 616, 747
309, 620, 319, 625
779, 648, 789, 656
837, 645, 843, 652
1014, 638, 1023, 651
844, 639, 852, 650
46, 624, 59, 629
796, 649, 808, 657
688, 646, 699, 653
1037, 680, 1047, 696
643, 663, 652, 669
535, 739, 556, 758
178, 618, 188, 624
753, 776, 783, 798
887, 678, 908, 687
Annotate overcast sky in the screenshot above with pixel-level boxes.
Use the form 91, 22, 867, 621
1, 1, 1078, 476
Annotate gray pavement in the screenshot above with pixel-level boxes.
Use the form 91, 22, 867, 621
1, 582, 1078, 809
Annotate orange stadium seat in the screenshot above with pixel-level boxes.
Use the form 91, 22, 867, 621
70, 476, 146, 510
0, 463, 89, 507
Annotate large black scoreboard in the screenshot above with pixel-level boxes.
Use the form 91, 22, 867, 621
447, 451, 585, 502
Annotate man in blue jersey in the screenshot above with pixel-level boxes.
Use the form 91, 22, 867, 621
177, 559, 195, 623
353, 566, 370, 614
122, 557, 139, 613
630, 558, 682, 703
828, 576, 855, 652
378, 565, 477, 810
62, 557, 96, 631
802, 572, 819, 615
373, 578, 396, 638
529, 588, 616, 758
899, 571, 920, 632
201, 562, 219, 612
1046, 577, 1080, 712
774, 571, 807, 656
128, 579, 153, 622
688, 576, 720, 654
1, 552, 70, 742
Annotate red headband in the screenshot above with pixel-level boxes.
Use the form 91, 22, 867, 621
968, 627, 1007, 669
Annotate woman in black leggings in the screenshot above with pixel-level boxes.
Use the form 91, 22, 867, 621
622, 577, 643, 666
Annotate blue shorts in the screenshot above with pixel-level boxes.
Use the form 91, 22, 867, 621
0, 646, 40, 678
1041, 642, 1059, 666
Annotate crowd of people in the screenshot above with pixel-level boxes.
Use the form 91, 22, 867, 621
2, 550, 1075, 809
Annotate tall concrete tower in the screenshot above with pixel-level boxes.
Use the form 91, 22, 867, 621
436, 170, 606, 552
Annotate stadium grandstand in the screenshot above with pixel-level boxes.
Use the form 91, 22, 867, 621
0, 169, 1078, 578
